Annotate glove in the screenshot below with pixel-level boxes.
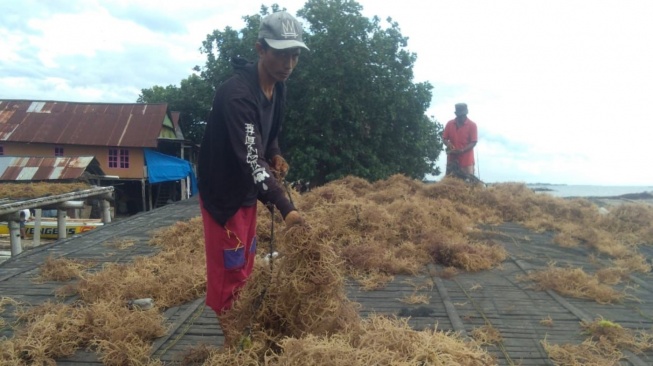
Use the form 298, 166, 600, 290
270, 155, 289, 179
284, 210, 305, 228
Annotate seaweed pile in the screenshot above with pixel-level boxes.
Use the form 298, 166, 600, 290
0, 182, 91, 200
1, 174, 653, 365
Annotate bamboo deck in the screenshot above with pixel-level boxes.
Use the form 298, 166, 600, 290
2, 196, 653, 365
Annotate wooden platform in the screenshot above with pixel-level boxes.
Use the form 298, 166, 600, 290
2, 196, 653, 365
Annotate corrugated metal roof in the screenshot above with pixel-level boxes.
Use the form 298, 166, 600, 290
0, 100, 180, 148
0, 156, 103, 181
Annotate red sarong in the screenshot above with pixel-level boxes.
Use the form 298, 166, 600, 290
200, 202, 257, 314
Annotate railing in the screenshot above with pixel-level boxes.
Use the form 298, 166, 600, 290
0, 186, 114, 257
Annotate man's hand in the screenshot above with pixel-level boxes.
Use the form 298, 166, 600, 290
270, 155, 289, 179
284, 210, 305, 228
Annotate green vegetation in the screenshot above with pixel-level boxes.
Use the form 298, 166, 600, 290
139, 1, 443, 186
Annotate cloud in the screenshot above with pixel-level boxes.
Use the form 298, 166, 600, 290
1, 0, 652, 185
0, 0, 207, 102
102, 3, 187, 35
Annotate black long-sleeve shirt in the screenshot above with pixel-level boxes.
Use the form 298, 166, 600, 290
197, 58, 295, 226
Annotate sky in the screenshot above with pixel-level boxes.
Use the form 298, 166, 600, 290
1, 0, 652, 186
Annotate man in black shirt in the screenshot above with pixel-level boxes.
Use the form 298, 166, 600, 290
197, 11, 308, 346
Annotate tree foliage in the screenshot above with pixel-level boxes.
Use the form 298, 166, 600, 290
288, 0, 442, 185
140, 1, 444, 186
139, 5, 278, 146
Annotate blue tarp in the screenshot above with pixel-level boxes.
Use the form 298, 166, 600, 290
144, 149, 198, 195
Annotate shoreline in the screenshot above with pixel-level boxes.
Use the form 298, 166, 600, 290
533, 188, 653, 206
583, 195, 653, 208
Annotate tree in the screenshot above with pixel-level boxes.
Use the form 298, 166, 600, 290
138, 74, 213, 145
141, 1, 444, 186
139, 5, 279, 146
195, 8, 269, 88
286, 0, 443, 185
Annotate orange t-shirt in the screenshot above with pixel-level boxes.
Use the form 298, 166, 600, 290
442, 118, 477, 167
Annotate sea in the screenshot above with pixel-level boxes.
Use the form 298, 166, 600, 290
525, 184, 653, 198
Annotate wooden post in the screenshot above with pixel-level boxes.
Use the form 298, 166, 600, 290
8, 218, 22, 256
148, 181, 152, 210
181, 178, 187, 200
148, 181, 153, 211
55, 201, 85, 239
142, 179, 148, 212
57, 209, 67, 240
101, 200, 112, 224
180, 144, 188, 200
33, 208, 42, 246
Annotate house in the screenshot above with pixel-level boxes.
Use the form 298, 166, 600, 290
0, 100, 197, 215
0, 156, 105, 181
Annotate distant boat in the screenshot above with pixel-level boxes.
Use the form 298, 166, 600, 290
0, 218, 103, 239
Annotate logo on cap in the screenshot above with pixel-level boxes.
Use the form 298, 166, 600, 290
281, 20, 298, 38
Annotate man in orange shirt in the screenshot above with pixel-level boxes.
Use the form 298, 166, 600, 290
442, 103, 478, 176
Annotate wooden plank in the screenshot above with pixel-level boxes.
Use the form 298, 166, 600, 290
5, 205, 653, 366
150, 297, 206, 357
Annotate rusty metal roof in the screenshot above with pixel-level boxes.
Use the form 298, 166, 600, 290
0, 156, 104, 181
0, 100, 179, 148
